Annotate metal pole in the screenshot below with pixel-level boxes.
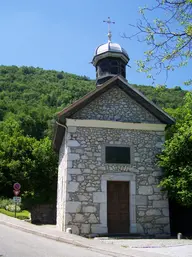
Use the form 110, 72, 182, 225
15, 202, 16, 218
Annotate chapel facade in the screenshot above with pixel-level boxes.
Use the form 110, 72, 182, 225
54, 22, 175, 236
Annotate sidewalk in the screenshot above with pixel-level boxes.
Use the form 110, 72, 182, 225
0, 213, 169, 257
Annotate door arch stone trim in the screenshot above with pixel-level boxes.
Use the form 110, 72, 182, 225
99, 173, 137, 234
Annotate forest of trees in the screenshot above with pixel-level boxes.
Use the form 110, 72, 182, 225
0, 65, 191, 207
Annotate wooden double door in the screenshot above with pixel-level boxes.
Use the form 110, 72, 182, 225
107, 181, 130, 234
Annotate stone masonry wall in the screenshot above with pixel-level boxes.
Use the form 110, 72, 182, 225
57, 84, 170, 236
72, 86, 161, 124
63, 126, 170, 236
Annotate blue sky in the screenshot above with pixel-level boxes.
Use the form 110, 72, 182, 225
0, 0, 191, 89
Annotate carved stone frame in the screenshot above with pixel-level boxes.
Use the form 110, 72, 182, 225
98, 172, 137, 234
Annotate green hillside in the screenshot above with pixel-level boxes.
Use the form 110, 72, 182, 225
0, 66, 95, 139
133, 84, 187, 109
0, 65, 187, 139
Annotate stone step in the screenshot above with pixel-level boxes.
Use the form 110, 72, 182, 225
88, 233, 143, 239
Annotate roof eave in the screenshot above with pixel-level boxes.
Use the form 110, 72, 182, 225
53, 122, 65, 153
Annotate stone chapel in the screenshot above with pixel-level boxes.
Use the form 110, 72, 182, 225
53, 22, 175, 236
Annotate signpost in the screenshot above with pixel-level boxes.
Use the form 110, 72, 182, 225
13, 196, 21, 203
13, 183, 21, 191
13, 190, 20, 196
13, 183, 21, 218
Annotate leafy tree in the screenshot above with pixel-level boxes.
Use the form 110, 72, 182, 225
158, 92, 192, 206
164, 92, 192, 138
158, 123, 192, 206
126, 0, 192, 85
0, 118, 58, 205
22, 137, 58, 207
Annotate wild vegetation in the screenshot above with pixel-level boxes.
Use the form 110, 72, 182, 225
0, 65, 191, 206
158, 92, 192, 205
0, 197, 30, 219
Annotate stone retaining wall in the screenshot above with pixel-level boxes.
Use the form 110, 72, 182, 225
31, 204, 56, 225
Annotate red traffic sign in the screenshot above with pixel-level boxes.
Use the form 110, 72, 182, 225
13, 190, 20, 196
13, 183, 21, 191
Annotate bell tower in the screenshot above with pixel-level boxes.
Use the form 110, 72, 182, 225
92, 17, 130, 86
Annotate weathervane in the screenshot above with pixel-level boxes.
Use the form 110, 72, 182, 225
103, 17, 115, 42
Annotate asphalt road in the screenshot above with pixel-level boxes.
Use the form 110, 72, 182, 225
0, 224, 113, 257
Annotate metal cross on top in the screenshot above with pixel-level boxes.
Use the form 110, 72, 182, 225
103, 17, 115, 42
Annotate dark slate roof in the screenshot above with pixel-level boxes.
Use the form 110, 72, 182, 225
53, 76, 175, 152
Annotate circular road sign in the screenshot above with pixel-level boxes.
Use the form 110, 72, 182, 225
13, 182, 21, 191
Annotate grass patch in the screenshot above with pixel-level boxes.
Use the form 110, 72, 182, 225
0, 208, 30, 220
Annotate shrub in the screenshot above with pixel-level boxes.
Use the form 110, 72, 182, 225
5, 204, 21, 212
0, 198, 13, 209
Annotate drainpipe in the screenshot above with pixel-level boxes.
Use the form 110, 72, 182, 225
56, 120, 67, 129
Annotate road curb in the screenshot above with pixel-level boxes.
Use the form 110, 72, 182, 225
0, 220, 134, 257
0, 220, 88, 248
